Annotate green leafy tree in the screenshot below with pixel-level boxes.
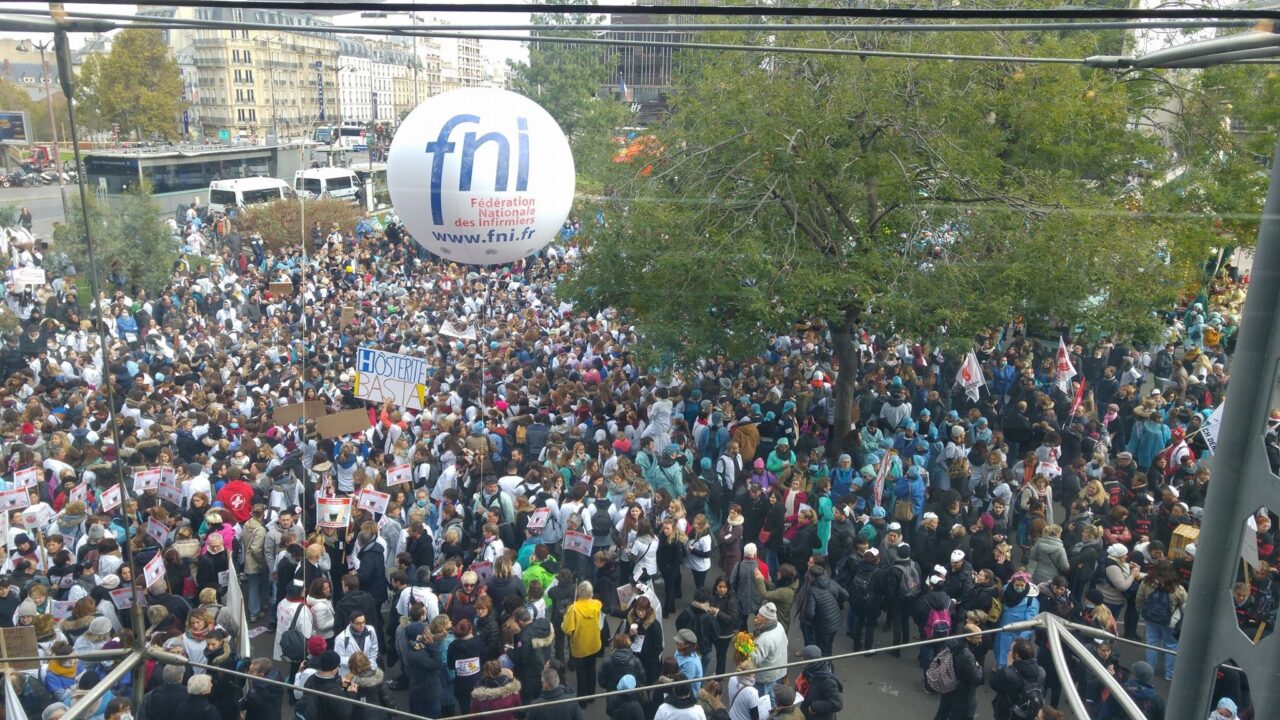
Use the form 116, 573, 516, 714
78, 29, 185, 141
239, 198, 362, 252
55, 183, 176, 295
562, 20, 1209, 453
507, 1, 631, 186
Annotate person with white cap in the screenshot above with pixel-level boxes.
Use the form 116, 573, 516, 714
749, 601, 787, 702
843, 545, 882, 652
942, 549, 976, 601
1097, 543, 1142, 640
730, 543, 765, 626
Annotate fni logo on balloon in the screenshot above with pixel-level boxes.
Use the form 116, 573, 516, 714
388, 88, 574, 266
425, 114, 530, 225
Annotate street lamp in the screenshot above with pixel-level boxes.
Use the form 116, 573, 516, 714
19, 37, 67, 217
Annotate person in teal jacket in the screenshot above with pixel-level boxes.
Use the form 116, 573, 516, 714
646, 446, 686, 498
1126, 405, 1171, 469
766, 438, 797, 474
812, 478, 834, 557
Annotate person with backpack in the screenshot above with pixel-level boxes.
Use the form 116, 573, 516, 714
795, 645, 843, 720
843, 546, 882, 651
273, 579, 314, 679
798, 564, 847, 656
928, 622, 984, 720
1135, 560, 1187, 681
989, 638, 1045, 720
913, 567, 953, 679
993, 572, 1040, 670
885, 543, 922, 655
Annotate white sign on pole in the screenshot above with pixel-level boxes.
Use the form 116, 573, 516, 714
133, 467, 162, 493
440, 321, 478, 341
69, 482, 87, 504
11, 267, 46, 288
145, 517, 171, 545
317, 496, 353, 528
1202, 403, 1225, 456
0, 488, 31, 510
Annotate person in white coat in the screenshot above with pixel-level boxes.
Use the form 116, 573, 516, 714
333, 610, 380, 675
273, 580, 314, 663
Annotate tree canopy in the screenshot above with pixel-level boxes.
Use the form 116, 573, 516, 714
55, 182, 176, 295
560, 19, 1227, 447
74, 29, 185, 141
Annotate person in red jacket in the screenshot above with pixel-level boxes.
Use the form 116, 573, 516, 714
215, 469, 256, 525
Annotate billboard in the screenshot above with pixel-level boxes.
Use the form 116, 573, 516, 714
0, 111, 29, 145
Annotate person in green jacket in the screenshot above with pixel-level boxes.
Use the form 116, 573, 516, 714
766, 438, 797, 474
812, 478, 834, 557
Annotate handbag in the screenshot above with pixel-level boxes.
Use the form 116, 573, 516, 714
278, 603, 308, 662
758, 528, 773, 544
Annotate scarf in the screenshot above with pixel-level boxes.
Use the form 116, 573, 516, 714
1002, 583, 1030, 608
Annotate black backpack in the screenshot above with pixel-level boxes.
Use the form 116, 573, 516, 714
590, 502, 614, 540
1010, 674, 1046, 719
278, 602, 307, 662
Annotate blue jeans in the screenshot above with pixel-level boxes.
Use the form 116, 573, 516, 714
245, 572, 272, 618
1144, 622, 1178, 679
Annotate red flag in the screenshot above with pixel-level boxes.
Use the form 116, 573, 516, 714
1069, 377, 1086, 419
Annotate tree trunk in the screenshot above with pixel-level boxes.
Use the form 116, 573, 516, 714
828, 308, 860, 461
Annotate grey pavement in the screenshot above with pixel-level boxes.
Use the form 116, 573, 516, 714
0, 182, 68, 240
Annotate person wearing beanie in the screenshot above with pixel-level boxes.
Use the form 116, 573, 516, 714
607, 672, 646, 720
73, 616, 113, 662
769, 684, 802, 720
884, 542, 922, 656
43, 641, 79, 701
15, 598, 38, 626
297, 650, 352, 720
1212, 697, 1240, 719
750, 601, 788, 702
1101, 660, 1165, 718
797, 645, 843, 720
0, 576, 19, 625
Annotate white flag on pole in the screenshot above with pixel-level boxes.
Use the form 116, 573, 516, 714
955, 351, 986, 402
4, 670, 28, 720
225, 563, 252, 656
1202, 403, 1225, 456
1054, 336, 1077, 394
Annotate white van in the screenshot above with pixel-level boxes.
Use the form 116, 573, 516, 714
208, 177, 294, 214
293, 167, 361, 203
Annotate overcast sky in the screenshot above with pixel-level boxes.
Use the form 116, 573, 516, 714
0, 1, 550, 64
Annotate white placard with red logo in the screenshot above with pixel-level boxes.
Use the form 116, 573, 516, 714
142, 552, 165, 589
469, 561, 493, 585
20, 505, 52, 530
145, 517, 170, 545
100, 484, 123, 513
386, 463, 411, 487
317, 496, 353, 528
13, 466, 39, 489
562, 530, 593, 556
0, 488, 30, 510
160, 466, 178, 487
133, 467, 162, 493
51, 600, 74, 620
69, 482, 87, 504
356, 488, 390, 516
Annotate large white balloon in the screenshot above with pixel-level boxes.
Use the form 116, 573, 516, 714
388, 88, 575, 266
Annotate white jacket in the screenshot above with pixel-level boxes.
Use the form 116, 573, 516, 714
272, 598, 314, 661
750, 622, 788, 683
334, 625, 380, 674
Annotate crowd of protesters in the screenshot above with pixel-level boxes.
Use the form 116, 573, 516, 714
0, 201, 1266, 720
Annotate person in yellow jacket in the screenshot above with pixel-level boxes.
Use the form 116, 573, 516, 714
561, 580, 604, 707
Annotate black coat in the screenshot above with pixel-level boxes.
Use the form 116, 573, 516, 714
798, 660, 843, 720
525, 685, 584, 720
800, 576, 847, 635
356, 542, 388, 604
598, 647, 644, 692
299, 672, 354, 720
936, 639, 983, 720
175, 694, 223, 720
139, 682, 189, 720
989, 658, 1045, 720
241, 671, 285, 720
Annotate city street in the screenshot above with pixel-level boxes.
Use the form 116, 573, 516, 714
1, 182, 67, 239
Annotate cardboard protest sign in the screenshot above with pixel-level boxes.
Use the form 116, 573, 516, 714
0, 626, 39, 670
314, 409, 372, 440
357, 488, 390, 516
340, 306, 356, 329
133, 467, 162, 493
12, 466, 39, 489
273, 400, 329, 425
317, 496, 353, 528
269, 282, 295, 298
563, 531, 593, 556
386, 463, 411, 487
100, 484, 123, 513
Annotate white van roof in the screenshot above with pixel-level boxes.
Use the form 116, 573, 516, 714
295, 167, 358, 180
211, 177, 290, 191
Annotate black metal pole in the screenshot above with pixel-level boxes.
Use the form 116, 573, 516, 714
54, 28, 148, 712
1166, 130, 1280, 718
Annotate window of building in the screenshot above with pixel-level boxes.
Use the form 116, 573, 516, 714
244, 50, 252, 63
237, 108, 245, 121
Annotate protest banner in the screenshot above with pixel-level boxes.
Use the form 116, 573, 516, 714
51, 600, 74, 620
12, 466, 38, 489
353, 346, 428, 410
160, 466, 178, 487
317, 496, 353, 528
470, 561, 493, 584
269, 281, 294, 298
528, 507, 551, 530
386, 463, 411, 487
110, 588, 135, 610
69, 482, 87, 504
100, 484, 123, 513
157, 483, 183, 506
357, 488, 390, 516
11, 267, 45, 288
340, 306, 356, 329
563, 531, 593, 556
0, 626, 39, 671
20, 505, 51, 530
274, 400, 329, 425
